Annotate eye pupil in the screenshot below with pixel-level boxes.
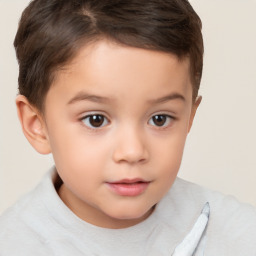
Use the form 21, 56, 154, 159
153, 115, 166, 126
89, 115, 104, 127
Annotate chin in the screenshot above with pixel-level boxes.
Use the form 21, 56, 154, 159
106, 205, 153, 222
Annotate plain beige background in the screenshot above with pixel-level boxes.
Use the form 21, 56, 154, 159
0, 0, 256, 214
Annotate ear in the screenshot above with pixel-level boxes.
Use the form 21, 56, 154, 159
188, 96, 202, 133
16, 95, 51, 154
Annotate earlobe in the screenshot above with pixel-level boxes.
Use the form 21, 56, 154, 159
16, 95, 51, 154
188, 96, 202, 133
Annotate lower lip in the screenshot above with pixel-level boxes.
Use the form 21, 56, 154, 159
106, 182, 150, 197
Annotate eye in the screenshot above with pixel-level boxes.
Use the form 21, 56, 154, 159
82, 114, 109, 128
148, 114, 173, 127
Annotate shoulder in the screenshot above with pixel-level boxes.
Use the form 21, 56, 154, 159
172, 177, 256, 227
0, 170, 56, 255
164, 177, 256, 254
0, 193, 49, 255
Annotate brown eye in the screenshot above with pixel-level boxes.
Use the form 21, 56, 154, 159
149, 115, 173, 127
82, 115, 108, 128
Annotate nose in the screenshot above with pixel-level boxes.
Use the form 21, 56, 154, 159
112, 126, 149, 165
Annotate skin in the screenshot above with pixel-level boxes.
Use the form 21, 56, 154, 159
16, 40, 201, 229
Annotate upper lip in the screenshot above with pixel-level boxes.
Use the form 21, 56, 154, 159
108, 178, 150, 184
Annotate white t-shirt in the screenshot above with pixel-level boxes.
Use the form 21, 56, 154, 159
0, 167, 256, 255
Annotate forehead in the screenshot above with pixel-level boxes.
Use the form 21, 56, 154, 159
66, 40, 191, 77
48, 40, 192, 105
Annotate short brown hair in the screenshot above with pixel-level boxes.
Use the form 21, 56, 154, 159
14, 0, 203, 111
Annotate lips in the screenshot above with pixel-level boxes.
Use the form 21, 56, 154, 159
106, 179, 150, 197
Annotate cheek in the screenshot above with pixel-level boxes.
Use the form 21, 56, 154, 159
49, 132, 103, 195
48, 122, 111, 177
153, 127, 187, 160
151, 127, 188, 180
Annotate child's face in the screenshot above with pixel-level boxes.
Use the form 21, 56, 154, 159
41, 40, 200, 228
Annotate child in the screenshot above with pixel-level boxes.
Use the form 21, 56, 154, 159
0, 0, 256, 255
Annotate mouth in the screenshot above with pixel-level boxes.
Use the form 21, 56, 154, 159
106, 179, 151, 197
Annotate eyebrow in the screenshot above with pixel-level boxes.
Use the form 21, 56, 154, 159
67, 91, 186, 105
147, 93, 186, 104
67, 92, 112, 105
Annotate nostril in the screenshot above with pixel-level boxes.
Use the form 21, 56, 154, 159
112, 146, 149, 164
111, 130, 149, 164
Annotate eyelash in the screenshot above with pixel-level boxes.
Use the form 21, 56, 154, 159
80, 114, 175, 129
148, 114, 174, 128
81, 114, 109, 129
